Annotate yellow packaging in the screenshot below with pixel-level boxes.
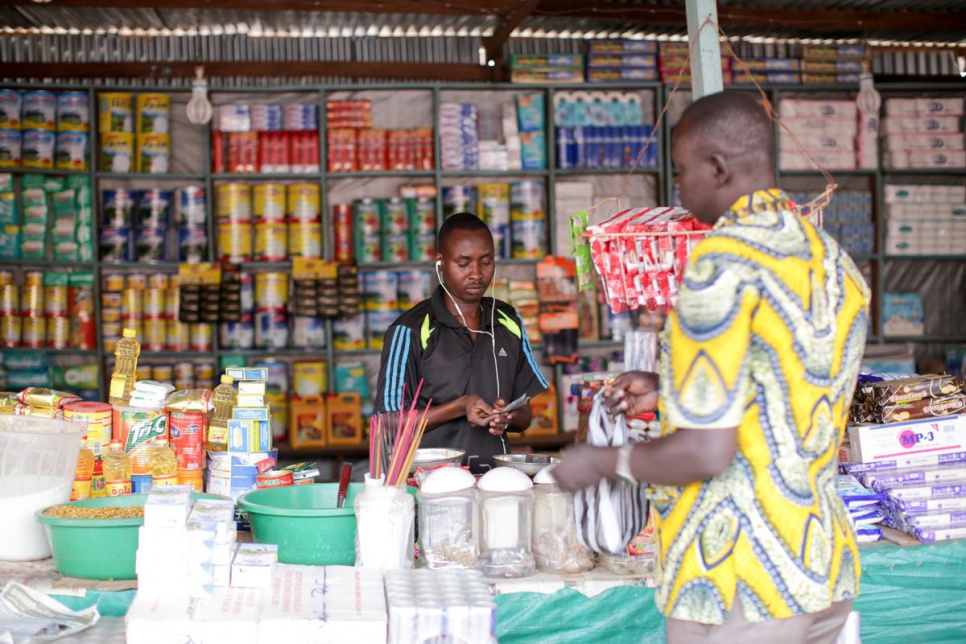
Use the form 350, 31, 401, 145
136, 365, 152, 381
254, 222, 288, 261
135, 133, 170, 174
217, 183, 252, 222
100, 132, 134, 173
326, 392, 362, 447
522, 383, 557, 438
218, 221, 252, 263
177, 468, 203, 492
289, 395, 327, 448
135, 93, 170, 134
287, 221, 323, 258
98, 93, 133, 134
253, 184, 286, 222
293, 361, 327, 398
126, 274, 147, 289
102, 273, 125, 292
287, 183, 321, 220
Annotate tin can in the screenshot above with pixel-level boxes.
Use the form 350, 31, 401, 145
101, 322, 122, 351
356, 234, 382, 264
477, 183, 510, 224
176, 186, 206, 226
121, 288, 142, 319
381, 198, 409, 236
143, 317, 166, 351
136, 365, 153, 381
218, 221, 252, 262
153, 365, 173, 382
135, 227, 167, 263
382, 234, 410, 263
333, 203, 354, 262
143, 288, 164, 317
99, 132, 134, 173
353, 198, 382, 236
255, 309, 288, 349
254, 222, 288, 261
0, 90, 22, 129
23, 271, 43, 287
54, 131, 88, 170
292, 316, 325, 348
189, 323, 213, 352
64, 401, 113, 456
147, 273, 169, 290
363, 270, 399, 311
442, 185, 475, 218
253, 184, 286, 222
166, 319, 188, 351
178, 226, 208, 263
490, 222, 511, 260
332, 314, 365, 350
0, 284, 17, 314
135, 189, 172, 228
217, 183, 252, 222
20, 284, 43, 315
101, 307, 121, 323
136, 133, 170, 174
410, 197, 436, 234
240, 273, 254, 313
0, 271, 12, 287
510, 181, 545, 220
367, 310, 400, 350
293, 361, 327, 398
195, 362, 215, 382
135, 93, 170, 134
511, 219, 547, 259
256, 469, 294, 489
397, 270, 432, 309
102, 189, 135, 228
98, 93, 134, 134
126, 274, 147, 290
177, 468, 204, 492
112, 405, 167, 475
0, 129, 20, 167
409, 233, 436, 262
174, 362, 194, 381
287, 183, 320, 221
220, 320, 255, 349
254, 359, 289, 392
21, 130, 55, 169
100, 228, 132, 263
47, 316, 70, 349
101, 294, 123, 314
57, 91, 90, 132
167, 409, 206, 471
1, 315, 21, 347
102, 273, 125, 292
287, 220, 322, 258
164, 286, 179, 318
255, 273, 289, 309
22, 91, 56, 130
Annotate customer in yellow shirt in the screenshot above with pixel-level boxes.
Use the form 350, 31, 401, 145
553, 91, 869, 643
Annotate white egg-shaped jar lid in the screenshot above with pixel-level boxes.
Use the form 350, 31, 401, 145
420, 466, 476, 494
478, 465, 533, 492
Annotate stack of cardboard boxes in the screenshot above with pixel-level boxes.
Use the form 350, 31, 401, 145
882, 97, 965, 170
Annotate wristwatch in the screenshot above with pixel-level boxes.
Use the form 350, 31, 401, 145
615, 443, 638, 485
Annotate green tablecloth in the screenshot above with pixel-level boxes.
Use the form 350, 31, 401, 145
50, 539, 966, 643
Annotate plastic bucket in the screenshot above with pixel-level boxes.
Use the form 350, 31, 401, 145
35, 492, 228, 580
237, 483, 417, 565
0, 415, 83, 560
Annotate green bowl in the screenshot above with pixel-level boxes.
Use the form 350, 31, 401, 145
35, 492, 228, 580
237, 483, 417, 566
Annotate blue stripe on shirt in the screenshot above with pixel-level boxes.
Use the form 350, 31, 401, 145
394, 327, 412, 410
516, 311, 549, 389
383, 326, 403, 411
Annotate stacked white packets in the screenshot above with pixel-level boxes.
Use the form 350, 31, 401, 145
837, 474, 886, 543
129, 380, 175, 409
384, 569, 496, 644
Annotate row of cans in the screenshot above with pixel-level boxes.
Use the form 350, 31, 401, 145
0, 89, 90, 132
361, 270, 434, 312
100, 225, 207, 264
99, 93, 171, 135
216, 183, 320, 223
0, 314, 72, 349
102, 272, 178, 292
102, 320, 213, 353
331, 310, 404, 351
102, 188, 206, 228
102, 288, 179, 321
220, 314, 327, 350
0, 129, 89, 170
100, 132, 170, 174
0, 283, 72, 317
217, 219, 321, 263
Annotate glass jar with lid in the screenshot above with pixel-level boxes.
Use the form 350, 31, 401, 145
532, 465, 595, 574
417, 466, 479, 569
477, 466, 534, 578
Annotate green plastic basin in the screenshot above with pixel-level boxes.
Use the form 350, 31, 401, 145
35, 492, 228, 580
237, 483, 416, 566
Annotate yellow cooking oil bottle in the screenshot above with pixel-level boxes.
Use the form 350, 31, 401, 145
70, 445, 95, 501
148, 437, 178, 487
207, 375, 236, 452
103, 439, 133, 496
109, 328, 140, 406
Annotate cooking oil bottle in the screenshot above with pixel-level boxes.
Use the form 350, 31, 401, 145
70, 446, 95, 501
108, 328, 140, 406
103, 439, 132, 496
148, 437, 178, 487
207, 375, 236, 452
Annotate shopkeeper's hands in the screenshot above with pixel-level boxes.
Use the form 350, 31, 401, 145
487, 398, 517, 436
463, 395, 496, 429
602, 371, 660, 417
551, 445, 612, 493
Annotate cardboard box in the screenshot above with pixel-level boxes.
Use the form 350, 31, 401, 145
143, 486, 192, 528
847, 415, 966, 463
231, 543, 278, 588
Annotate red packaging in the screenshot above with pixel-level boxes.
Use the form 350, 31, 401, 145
212, 130, 225, 173
167, 409, 206, 470
256, 469, 294, 489
332, 203, 354, 262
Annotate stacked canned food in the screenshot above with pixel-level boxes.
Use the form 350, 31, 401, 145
101, 272, 211, 353
331, 268, 433, 350
0, 88, 90, 171
135, 362, 215, 391
0, 269, 96, 349
101, 186, 208, 264
339, 196, 436, 265
216, 182, 321, 262
442, 181, 548, 260
98, 92, 171, 174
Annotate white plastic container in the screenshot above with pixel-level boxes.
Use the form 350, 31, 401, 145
0, 415, 84, 560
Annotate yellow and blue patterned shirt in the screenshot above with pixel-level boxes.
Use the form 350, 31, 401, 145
654, 189, 870, 624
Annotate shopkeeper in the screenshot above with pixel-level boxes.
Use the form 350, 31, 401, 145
554, 92, 869, 642
373, 212, 548, 474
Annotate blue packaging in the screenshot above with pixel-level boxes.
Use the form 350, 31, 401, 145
520, 131, 546, 170
132, 474, 153, 494
0, 225, 20, 260
100, 227, 132, 263
135, 189, 172, 228
225, 366, 269, 381
178, 225, 208, 263
516, 93, 545, 133
102, 188, 135, 228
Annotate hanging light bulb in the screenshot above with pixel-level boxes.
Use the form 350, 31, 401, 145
856, 58, 881, 114
186, 66, 213, 125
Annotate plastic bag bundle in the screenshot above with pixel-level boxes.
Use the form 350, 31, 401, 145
573, 393, 650, 555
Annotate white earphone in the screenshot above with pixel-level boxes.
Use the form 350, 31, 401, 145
435, 258, 506, 451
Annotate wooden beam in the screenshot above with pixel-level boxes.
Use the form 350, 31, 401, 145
0, 61, 497, 83
0, 0, 509, 17
482, 0, 543, 66
533, 1, 966, 35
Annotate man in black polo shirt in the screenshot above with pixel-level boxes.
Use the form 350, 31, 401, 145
374, 213, 549, 474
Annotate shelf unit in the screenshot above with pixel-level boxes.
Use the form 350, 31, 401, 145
0, 80, 962, 423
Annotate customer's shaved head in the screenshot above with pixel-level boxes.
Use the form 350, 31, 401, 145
677, 91, 776, 175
